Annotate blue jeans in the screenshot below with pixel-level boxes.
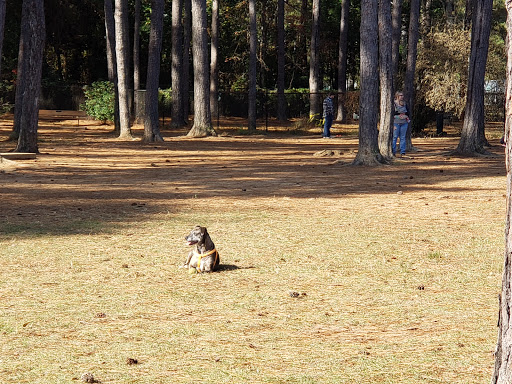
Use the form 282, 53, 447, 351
323, 115, 333, 137
393, 122, 408, 155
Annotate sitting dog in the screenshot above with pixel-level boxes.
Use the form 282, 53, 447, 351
183, 226, 220, 272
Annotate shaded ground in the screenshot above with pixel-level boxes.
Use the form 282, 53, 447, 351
0, 113, 505, 227
0, 112, 507, 383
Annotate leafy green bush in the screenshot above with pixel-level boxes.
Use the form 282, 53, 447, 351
0, 77, 15, 114
81, 81, 115, 123
158, 88, 172, 110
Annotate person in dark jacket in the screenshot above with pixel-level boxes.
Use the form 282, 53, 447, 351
322, 93, 334, 138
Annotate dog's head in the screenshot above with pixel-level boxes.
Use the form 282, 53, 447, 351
185, 226, 208, 246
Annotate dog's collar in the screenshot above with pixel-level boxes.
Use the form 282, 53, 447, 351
193, 248, 218, 272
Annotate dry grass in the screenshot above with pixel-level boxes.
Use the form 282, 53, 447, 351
0, 113, 506, 383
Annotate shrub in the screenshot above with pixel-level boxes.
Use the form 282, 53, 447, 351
81, 81, 115, 123
416, 26, 471, 119
158, 88, 172, 110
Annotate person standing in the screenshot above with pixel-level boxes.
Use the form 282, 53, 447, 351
322, 93, 334, 138
393, 91, 409, 156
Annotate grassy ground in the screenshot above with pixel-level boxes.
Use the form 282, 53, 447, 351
0, 114, 506, 383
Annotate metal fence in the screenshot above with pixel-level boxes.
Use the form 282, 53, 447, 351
2, 84, 504, 124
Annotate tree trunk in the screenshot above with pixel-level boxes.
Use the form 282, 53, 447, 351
337, 0, 349, 122
11, 30, 24, 140
421, 0, 432, 35
446, 0, 455, 25
187, 0, 215, 137
115, 0, 132, 139
171, 0, 186, 128
455, 0, 492, 156
133, 0, 141, 120
298, 0, 308, 82
248, 0, 257, 132
0, 0, 6, 76
14, 0, 45, 153
378, 0, 394, 159
464, 0, 475, 30
183, 0, 192, 121
143, 0, 164, 143
403, 0, 420, 151
309, 0, 321, 121
258, 2, 268, 89
105, 0, 116, 82
277, 0, 286, 122
104, 0, 120, 133
353, 0, 385, 166
492, 5, 512, 382
391, 0, 403, 88
210, 0, 219, 120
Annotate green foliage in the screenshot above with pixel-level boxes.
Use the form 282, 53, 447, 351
81, 81, 115, 123
487, 28, 506, 82
158, 88, 172, 109
230, 75, 247, 92
0, 98, 13, 115
284, 88, 309, 118
0, 77, 15, 115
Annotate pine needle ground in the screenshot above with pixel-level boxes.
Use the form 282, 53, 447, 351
0, 115, 505, 383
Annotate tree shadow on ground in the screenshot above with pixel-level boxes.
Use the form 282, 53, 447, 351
0, 115, 506, 237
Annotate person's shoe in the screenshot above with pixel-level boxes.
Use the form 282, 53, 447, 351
323, 136, 332, 139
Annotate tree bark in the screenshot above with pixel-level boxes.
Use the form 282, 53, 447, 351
104, 0, 116, 82
378, 0, 394, 159
298, 0, 308, 83
258, 1, 268, 89
337, 0, 349, 122
171, 0, 186, 128
309, 0, 321, 121
391, 0, 403, 88
403, 0, 420, 151
183, 0, 192, 121
210, 0, 219, 119
248, 0, 257, 132
446, 0, 455, 25
353, 0, 385, 166
114, 0, 132, 139
455, 0, 492, 156
493, 5, 512, 381
464, 0, 475, 30
133, 0, 141, 120
277, 0, 286, 122
14, 0, 45, 153
104, 0, 120, 133
0, 0, 6, 76
143, 0, 164, 143
421, 0, 432, 35
187, 0, 215, 137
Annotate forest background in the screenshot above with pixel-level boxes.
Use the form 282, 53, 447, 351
0, 0, 507, 129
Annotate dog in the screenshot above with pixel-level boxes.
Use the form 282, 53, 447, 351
183, 226, 220, 272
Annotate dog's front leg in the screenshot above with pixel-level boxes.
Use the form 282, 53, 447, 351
182, 251, 194, 268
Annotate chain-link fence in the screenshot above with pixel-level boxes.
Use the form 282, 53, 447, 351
154, 90, 361, 125
484, 92, 505, 122
2, 84, 504, 126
